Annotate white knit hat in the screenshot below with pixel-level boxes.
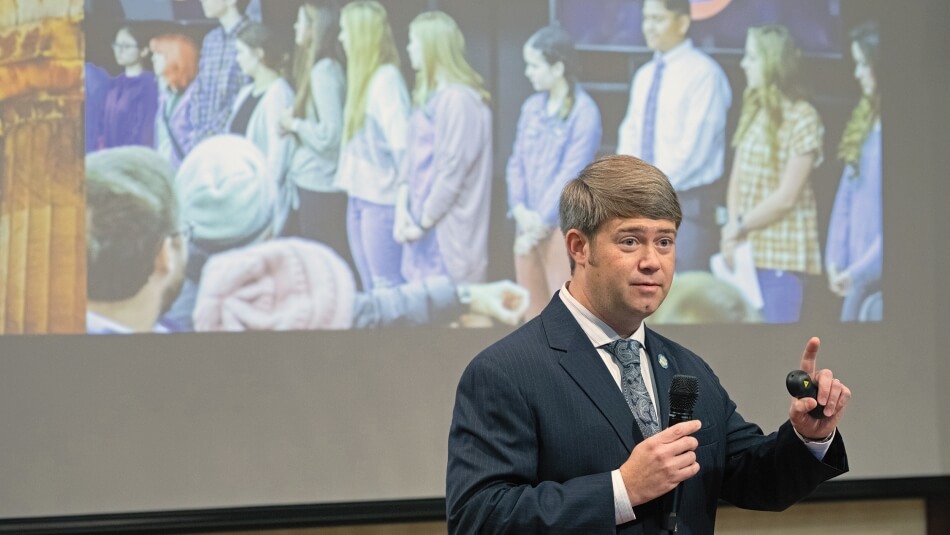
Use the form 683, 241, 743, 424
175, 135, 276, 245
193, 238, 356, 331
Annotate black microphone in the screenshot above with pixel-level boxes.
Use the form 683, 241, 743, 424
665, 375, 699, 534
669, 375, 699, 426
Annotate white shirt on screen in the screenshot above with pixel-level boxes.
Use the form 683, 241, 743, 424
616, 38, 731, 192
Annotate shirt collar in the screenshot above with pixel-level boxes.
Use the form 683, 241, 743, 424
224, 16, 250, 38
653, 38, 694, 64
86, 311, 133, 334
558, 282, 647, 350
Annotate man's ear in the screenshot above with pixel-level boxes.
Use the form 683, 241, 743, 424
676, 14, 691, 39
565, 229, 589, 268
152, 237, 175, 280
552, 60, 566, 80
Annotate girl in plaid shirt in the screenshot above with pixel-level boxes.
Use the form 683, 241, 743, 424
721, 25, 824, 323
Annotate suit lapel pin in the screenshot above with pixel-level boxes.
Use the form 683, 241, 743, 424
658, 354, 669, 369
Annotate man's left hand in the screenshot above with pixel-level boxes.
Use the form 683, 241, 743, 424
789, 337, 852, 440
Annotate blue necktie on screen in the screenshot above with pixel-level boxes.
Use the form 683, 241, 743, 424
605, 339, 661, 438
641, 57, 665, 164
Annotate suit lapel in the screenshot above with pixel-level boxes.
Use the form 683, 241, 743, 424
541, 296, 641, 452
644, 327, 683, 429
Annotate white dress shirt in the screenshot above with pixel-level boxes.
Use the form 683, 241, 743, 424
617, 39, 732, 192
558, 283, 833, 525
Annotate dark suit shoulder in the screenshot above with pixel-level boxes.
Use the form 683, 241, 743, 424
466, 315, 555, 372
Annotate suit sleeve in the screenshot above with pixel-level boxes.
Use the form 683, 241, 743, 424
704, 359, 849, 511
720, 419, 848, 511
446, 353, 616, 534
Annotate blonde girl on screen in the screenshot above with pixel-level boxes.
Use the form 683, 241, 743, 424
335, 0, 410, 290
720, 24, 824, 323
394, 11, 493, 285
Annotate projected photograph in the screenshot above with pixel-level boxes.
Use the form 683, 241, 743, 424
0, 0, 881, 334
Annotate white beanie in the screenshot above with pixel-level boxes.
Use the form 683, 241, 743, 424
193, 238, 356, 331
175, 135, 276, 245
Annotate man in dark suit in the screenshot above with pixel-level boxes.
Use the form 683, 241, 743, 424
446, 155, 850, 534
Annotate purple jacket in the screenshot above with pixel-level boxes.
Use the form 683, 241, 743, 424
155, 83, 198, 168
100, 71, 158, 150
825, 125, 882, 290
506, 85, 602, 227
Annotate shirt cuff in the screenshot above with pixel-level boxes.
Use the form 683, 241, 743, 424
611, 469, 636, 525
794, 428, 836, 461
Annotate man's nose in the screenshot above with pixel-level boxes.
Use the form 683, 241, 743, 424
638, 245, 662, 271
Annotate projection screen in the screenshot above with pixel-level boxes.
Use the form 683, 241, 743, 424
0, 0, 948, 521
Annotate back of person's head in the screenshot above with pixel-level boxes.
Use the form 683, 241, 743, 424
653, 0, 691, 19
409, 10, 489, 107
193, 238, 356, 331
651, 271, 761, 324
850, 21, 879, 74
175, 135, 276, 250
747, 24, 802, 98
526, 25, 579, 84
732, 24, 804, 152
341, 0, 399, 142
838, 21, 881, 169
340, 0, 397, 62
525, 25, 579, 120
86, 147, 180, 301
560, 154, 681, 235
292, 0, 344, 118
237, 22, 286, 73
150, 33, 199, 92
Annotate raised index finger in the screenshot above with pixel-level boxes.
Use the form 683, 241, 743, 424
799, 336, 821, 377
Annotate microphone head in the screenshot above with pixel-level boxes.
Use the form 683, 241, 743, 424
669, 375, 699, 424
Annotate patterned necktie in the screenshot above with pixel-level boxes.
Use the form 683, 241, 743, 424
640, 57, 666, 164
605, 339, 661, 438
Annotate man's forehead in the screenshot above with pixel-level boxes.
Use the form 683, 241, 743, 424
607, 217, 678, 234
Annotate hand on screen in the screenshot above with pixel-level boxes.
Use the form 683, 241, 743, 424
719, 221, 743, 270
278, 108, 295, 136
827, 267, 852, 297
401, 220, 425, 243
513, 205, 542, 233
468, 280, 530, 326
393, 185, 417, 243
514, 232, 539, 256
513, 207, 548, 256
789, 337, 852, 440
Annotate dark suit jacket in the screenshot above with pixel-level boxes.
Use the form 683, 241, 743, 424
446, 294, 848, 534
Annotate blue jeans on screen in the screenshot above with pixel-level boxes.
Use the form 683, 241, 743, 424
756, 269, 804, 323
347, 197, 404, 291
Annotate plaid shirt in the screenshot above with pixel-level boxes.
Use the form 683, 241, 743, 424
734, 99, 824, 274
190, 17, 250, 143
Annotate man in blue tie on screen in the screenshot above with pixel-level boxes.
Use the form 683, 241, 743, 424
446, 155, 851, 534
617, 0, 731, 273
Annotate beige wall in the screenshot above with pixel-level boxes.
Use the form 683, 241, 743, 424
229, 499, 925, 535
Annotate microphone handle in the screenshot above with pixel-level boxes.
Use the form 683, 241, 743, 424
664, 410, 692, 533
